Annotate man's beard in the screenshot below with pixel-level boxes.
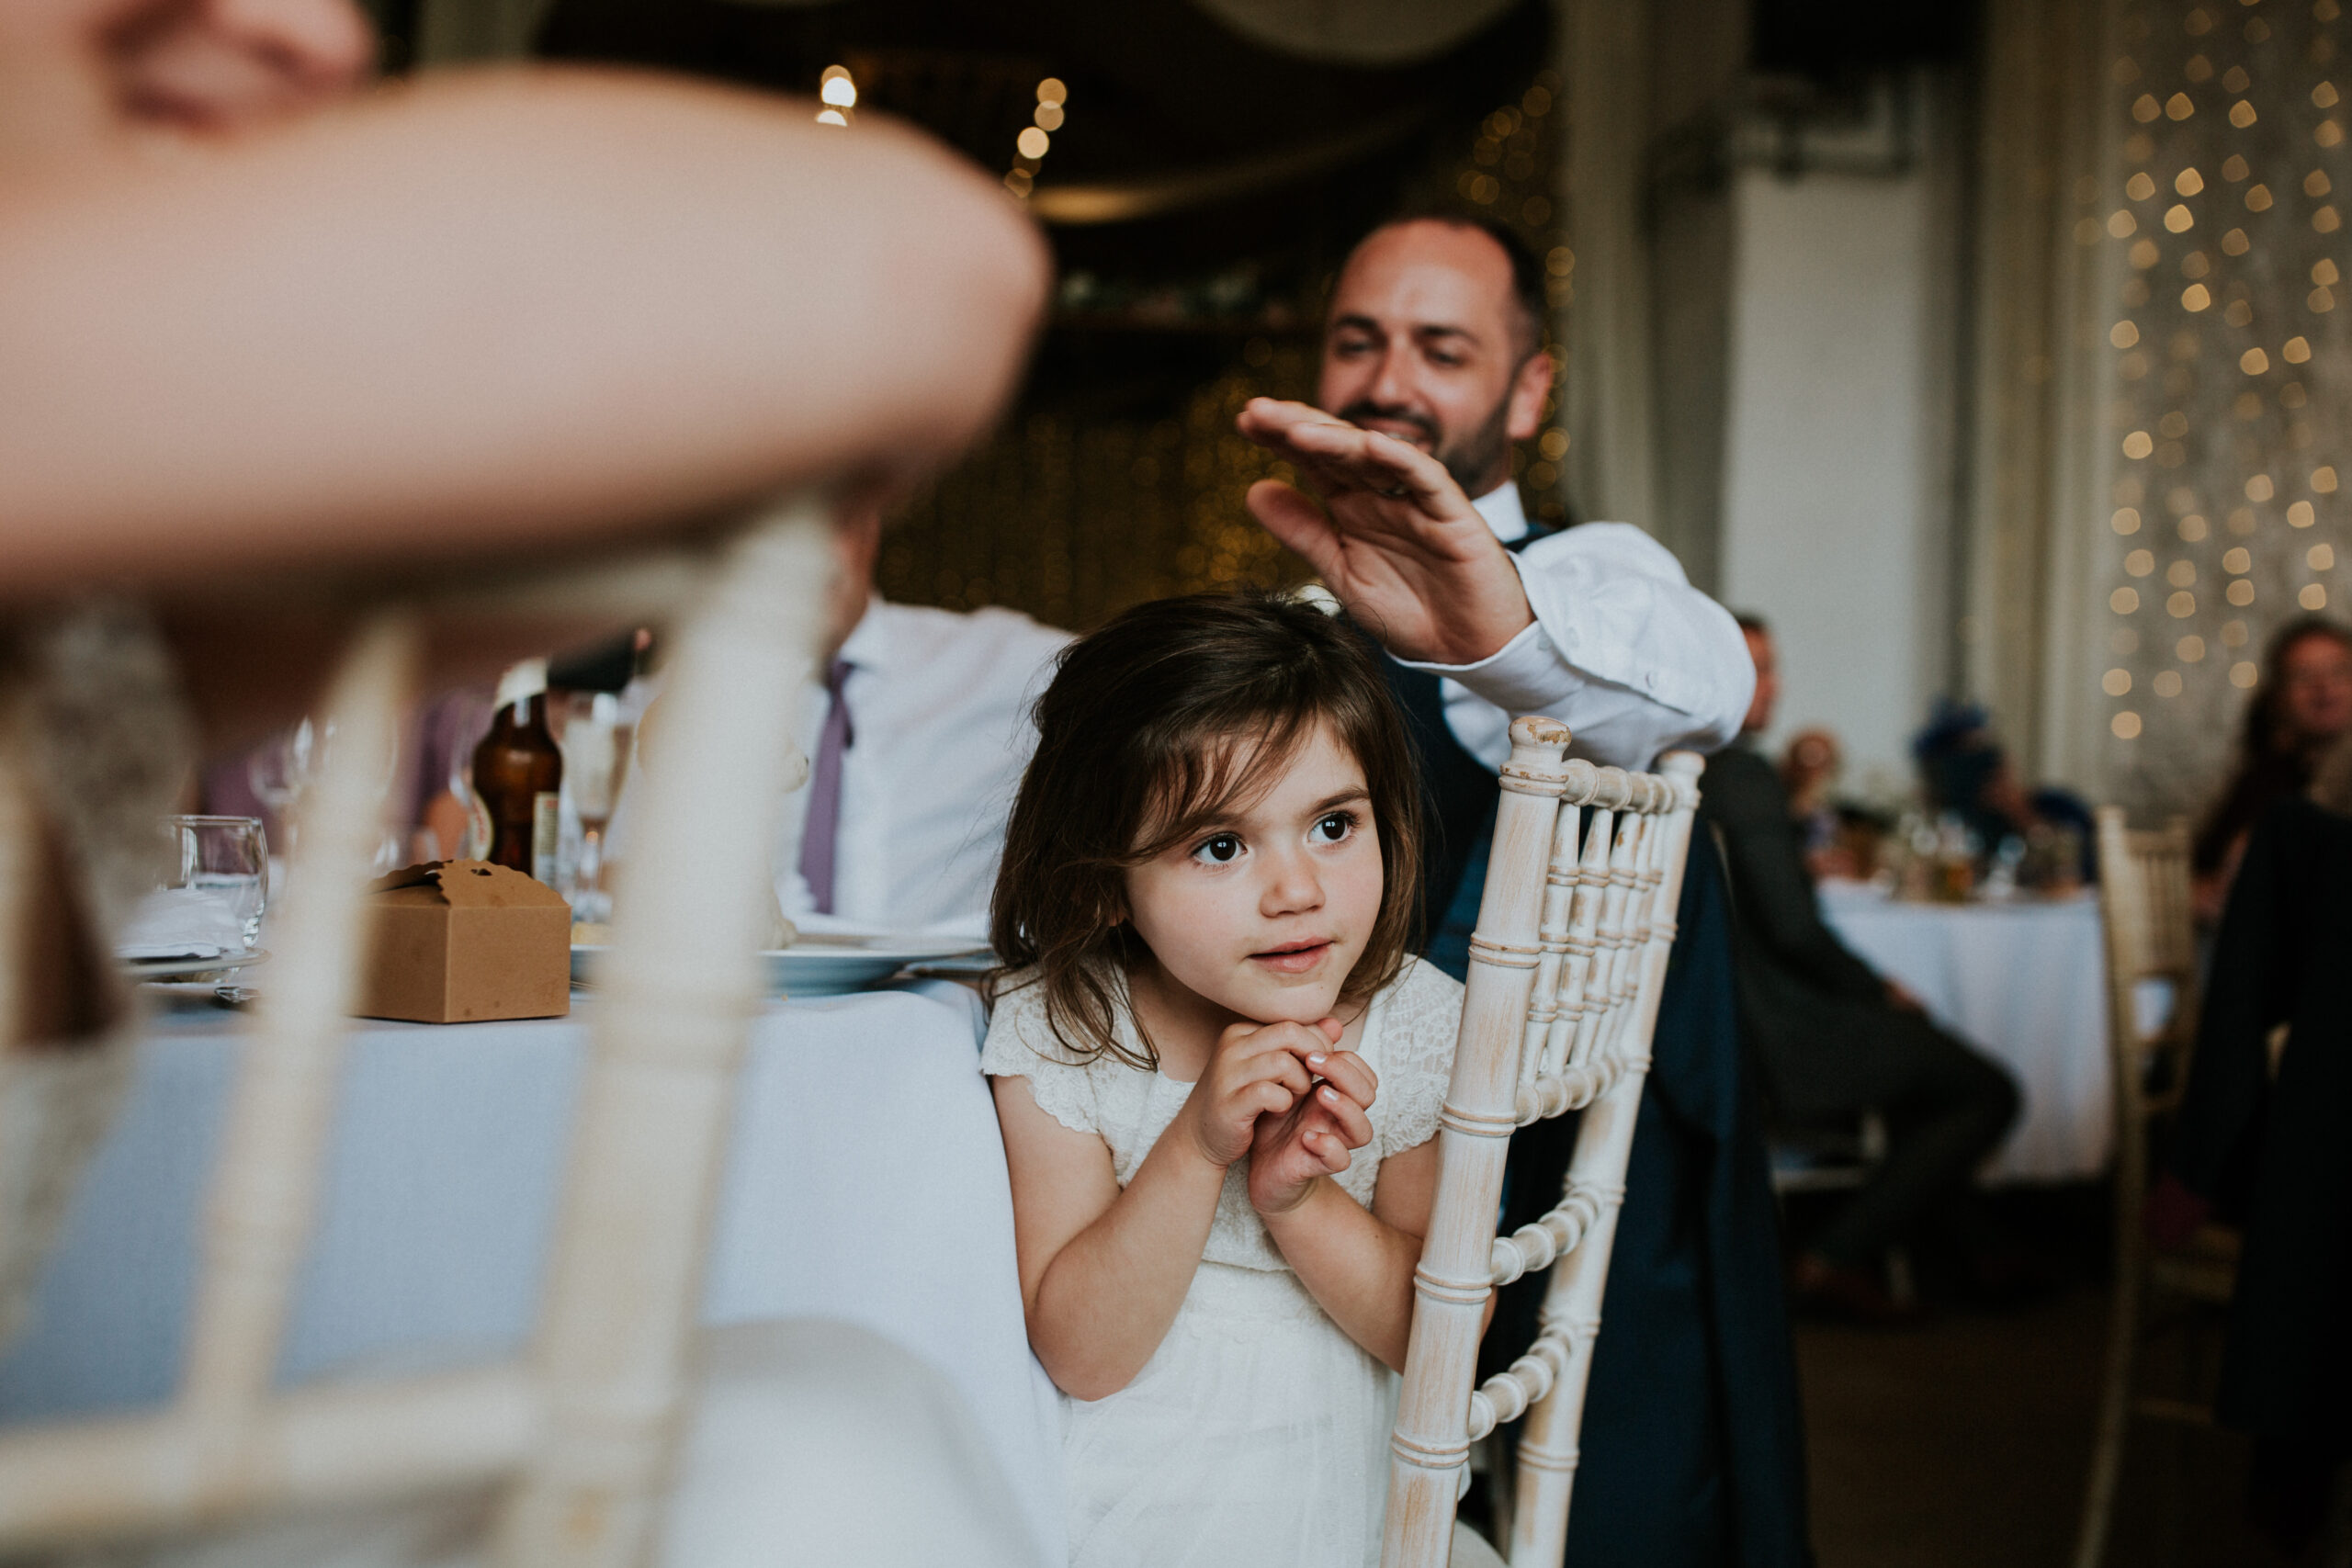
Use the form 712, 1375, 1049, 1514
1334, 394, 1515, 497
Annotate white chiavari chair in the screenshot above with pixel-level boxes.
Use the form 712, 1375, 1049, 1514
2072, 807, 2233, 1568
1382, 718, 1703, 1568
0, 496, 835, 1568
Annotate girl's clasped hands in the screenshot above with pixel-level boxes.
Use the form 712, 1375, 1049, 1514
1182, 1015, 1379, 1215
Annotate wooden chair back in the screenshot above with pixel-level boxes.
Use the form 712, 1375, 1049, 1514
0, 498, 835, 1568
1381, 720, 1703, 1568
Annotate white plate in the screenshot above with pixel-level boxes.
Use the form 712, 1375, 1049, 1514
122, 948, 270, 983
571, 934, 991, 998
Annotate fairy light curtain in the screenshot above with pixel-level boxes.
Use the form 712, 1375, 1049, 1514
2092, 0, 2346, 811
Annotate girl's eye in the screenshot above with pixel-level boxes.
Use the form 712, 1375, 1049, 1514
1191, 833, 1245, 865
1309, 812, 1356, 845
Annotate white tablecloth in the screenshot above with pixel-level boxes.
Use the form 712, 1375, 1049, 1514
1816, 884, 2112, 1183
0, 985, 1064, 1564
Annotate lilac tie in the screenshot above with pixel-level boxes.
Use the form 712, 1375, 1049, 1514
799, 657, 855, 915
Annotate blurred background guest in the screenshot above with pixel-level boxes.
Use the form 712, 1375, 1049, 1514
1912, 701, 2096, 856
595, 492, 1071, 936
2191, 616, 2352, 923
1779, 725, 1851, 878
767, 498, 1068, 935
1912, 700, 2097, 886
2166, 773, 2352, 1556
1708, 615, 2019, 1323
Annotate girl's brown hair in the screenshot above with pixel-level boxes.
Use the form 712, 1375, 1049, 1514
989, 592, 1421, 1070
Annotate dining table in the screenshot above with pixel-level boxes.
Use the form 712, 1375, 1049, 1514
1815, 881, 2113, 1183
0, 980, 1065, 1564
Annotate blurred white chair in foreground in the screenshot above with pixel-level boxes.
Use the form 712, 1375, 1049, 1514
0, 497, 891, 1568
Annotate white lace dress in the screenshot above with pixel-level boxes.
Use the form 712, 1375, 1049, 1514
981, 957, 1464, 1568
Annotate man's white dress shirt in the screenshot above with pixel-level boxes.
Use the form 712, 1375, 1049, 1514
782, 495, 1750, 934
1409, 485, 1754, 770
775, 600, 1069, 937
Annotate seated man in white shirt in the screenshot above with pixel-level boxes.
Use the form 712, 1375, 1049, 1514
1237, 214, 1811, 1568
1239, 214, 1751, 935
780, 501, 1069, 936
799, 217, 1747, 945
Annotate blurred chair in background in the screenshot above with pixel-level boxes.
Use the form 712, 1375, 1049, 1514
1709, 618, 2018, 1325
2074, 808, 2229, 1568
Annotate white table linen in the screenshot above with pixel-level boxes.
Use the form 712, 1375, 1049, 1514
0, 984, 1063, 1564
1815, 883, 2112, 1183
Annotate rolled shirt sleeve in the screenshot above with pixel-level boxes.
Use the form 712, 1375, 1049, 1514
1396, 522, 1755, 771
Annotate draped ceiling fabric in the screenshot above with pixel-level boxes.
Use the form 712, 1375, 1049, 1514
1971, 0, 2351, 815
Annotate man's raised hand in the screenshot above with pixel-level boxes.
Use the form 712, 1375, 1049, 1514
1235, 397, 1532, 665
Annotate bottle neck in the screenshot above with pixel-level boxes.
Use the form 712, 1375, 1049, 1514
495, 693, 549, 735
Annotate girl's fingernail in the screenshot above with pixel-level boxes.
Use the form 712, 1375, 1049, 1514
1307, 1053, 1327, 1066
1320, 1087, 1339, 1102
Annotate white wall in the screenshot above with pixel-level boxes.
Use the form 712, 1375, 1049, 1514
1719, 164, 1954, 795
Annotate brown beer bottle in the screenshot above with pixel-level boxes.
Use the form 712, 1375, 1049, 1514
471, 659, 564, 884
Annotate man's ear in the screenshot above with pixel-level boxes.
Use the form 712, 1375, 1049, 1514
1503, 347, 1555, 445
112, 0, 372, 135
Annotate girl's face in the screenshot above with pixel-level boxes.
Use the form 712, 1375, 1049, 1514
1122, 718, 1385, 1028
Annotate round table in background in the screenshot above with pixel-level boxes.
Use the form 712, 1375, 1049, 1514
1815, 881, 2112, 1184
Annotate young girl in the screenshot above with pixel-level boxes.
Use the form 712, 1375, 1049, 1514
982, 593, 1465, 1568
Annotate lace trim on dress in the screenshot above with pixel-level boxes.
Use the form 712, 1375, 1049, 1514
1368, 958, 1463, 1162
978, 973, 1103, 1140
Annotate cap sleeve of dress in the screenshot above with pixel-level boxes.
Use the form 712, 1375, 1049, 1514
978, 972, 1101, 1137
1374, 958, 1464, 1161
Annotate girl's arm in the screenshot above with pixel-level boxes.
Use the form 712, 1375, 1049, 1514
992, 1076, 1226, 1402
991, 1015, 1329, 1400
1254, 1138, 1438, 1372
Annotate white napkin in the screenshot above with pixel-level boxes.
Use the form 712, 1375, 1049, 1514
117, 886, 249, 963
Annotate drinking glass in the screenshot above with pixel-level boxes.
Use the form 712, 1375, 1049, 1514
247, 719, 319, 852
161, 815, 269, 949
247, 716, 403, 871
558, 691, 632, 921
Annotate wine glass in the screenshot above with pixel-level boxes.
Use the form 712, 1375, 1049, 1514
245, 716, 405, 878
559, 691, 631, 921
247, 719, 319, 853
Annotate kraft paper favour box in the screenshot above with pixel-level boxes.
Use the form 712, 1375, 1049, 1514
355, 860, 571, 1024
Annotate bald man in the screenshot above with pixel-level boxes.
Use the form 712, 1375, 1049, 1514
1239, 217, 1809, 1568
